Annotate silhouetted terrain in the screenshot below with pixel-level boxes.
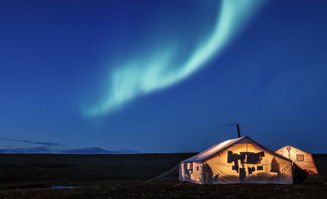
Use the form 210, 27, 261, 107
0, 153, 193, 188
0, 153, 326, 198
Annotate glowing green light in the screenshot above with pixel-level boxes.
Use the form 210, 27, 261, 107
85, 0, 265, 117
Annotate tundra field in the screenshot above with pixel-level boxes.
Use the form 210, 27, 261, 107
0, 153, 326, 199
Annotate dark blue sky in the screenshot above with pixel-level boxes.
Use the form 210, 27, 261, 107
0, 0, 327, 153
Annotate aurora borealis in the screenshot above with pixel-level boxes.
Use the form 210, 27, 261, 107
85, 0, 265, 117
1, 0, 327, 153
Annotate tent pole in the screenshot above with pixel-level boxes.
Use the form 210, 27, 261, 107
236, 123, 241, 137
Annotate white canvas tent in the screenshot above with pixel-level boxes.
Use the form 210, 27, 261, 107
179, 136, 307, 184
275, 146, 318, 175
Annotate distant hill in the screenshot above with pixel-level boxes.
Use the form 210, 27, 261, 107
0, 147, 140, 154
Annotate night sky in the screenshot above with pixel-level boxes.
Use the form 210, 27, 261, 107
1, 0, 327, 153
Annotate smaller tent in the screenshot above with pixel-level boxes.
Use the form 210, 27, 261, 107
275, 146, 318, 175
179, 136, 307, 184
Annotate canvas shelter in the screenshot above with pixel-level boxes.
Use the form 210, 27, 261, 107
275, 146, 318, 175
179, 136, 307, 184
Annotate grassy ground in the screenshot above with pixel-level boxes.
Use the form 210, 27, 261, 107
0, 153, 192, 188
0, 180, 326, 199
0, 154, 326, 198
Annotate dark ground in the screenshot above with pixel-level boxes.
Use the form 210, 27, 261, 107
0, 153, 326, 198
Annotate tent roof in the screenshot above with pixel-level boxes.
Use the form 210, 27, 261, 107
182, 136, 291, 163
276, 145, 312, 155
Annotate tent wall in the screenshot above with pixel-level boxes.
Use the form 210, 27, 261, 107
275, 146, 318, 175
203, 143, 293, 184
179, 162, 203, 184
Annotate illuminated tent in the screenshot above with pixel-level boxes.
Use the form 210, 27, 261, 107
275, 146, 318, 175
179, 136, 307, 184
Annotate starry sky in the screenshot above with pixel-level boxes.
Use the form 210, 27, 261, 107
0, 0, 327, 153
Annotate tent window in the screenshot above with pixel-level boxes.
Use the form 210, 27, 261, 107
296, 154, 304, 162
196, 166, 199, 171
